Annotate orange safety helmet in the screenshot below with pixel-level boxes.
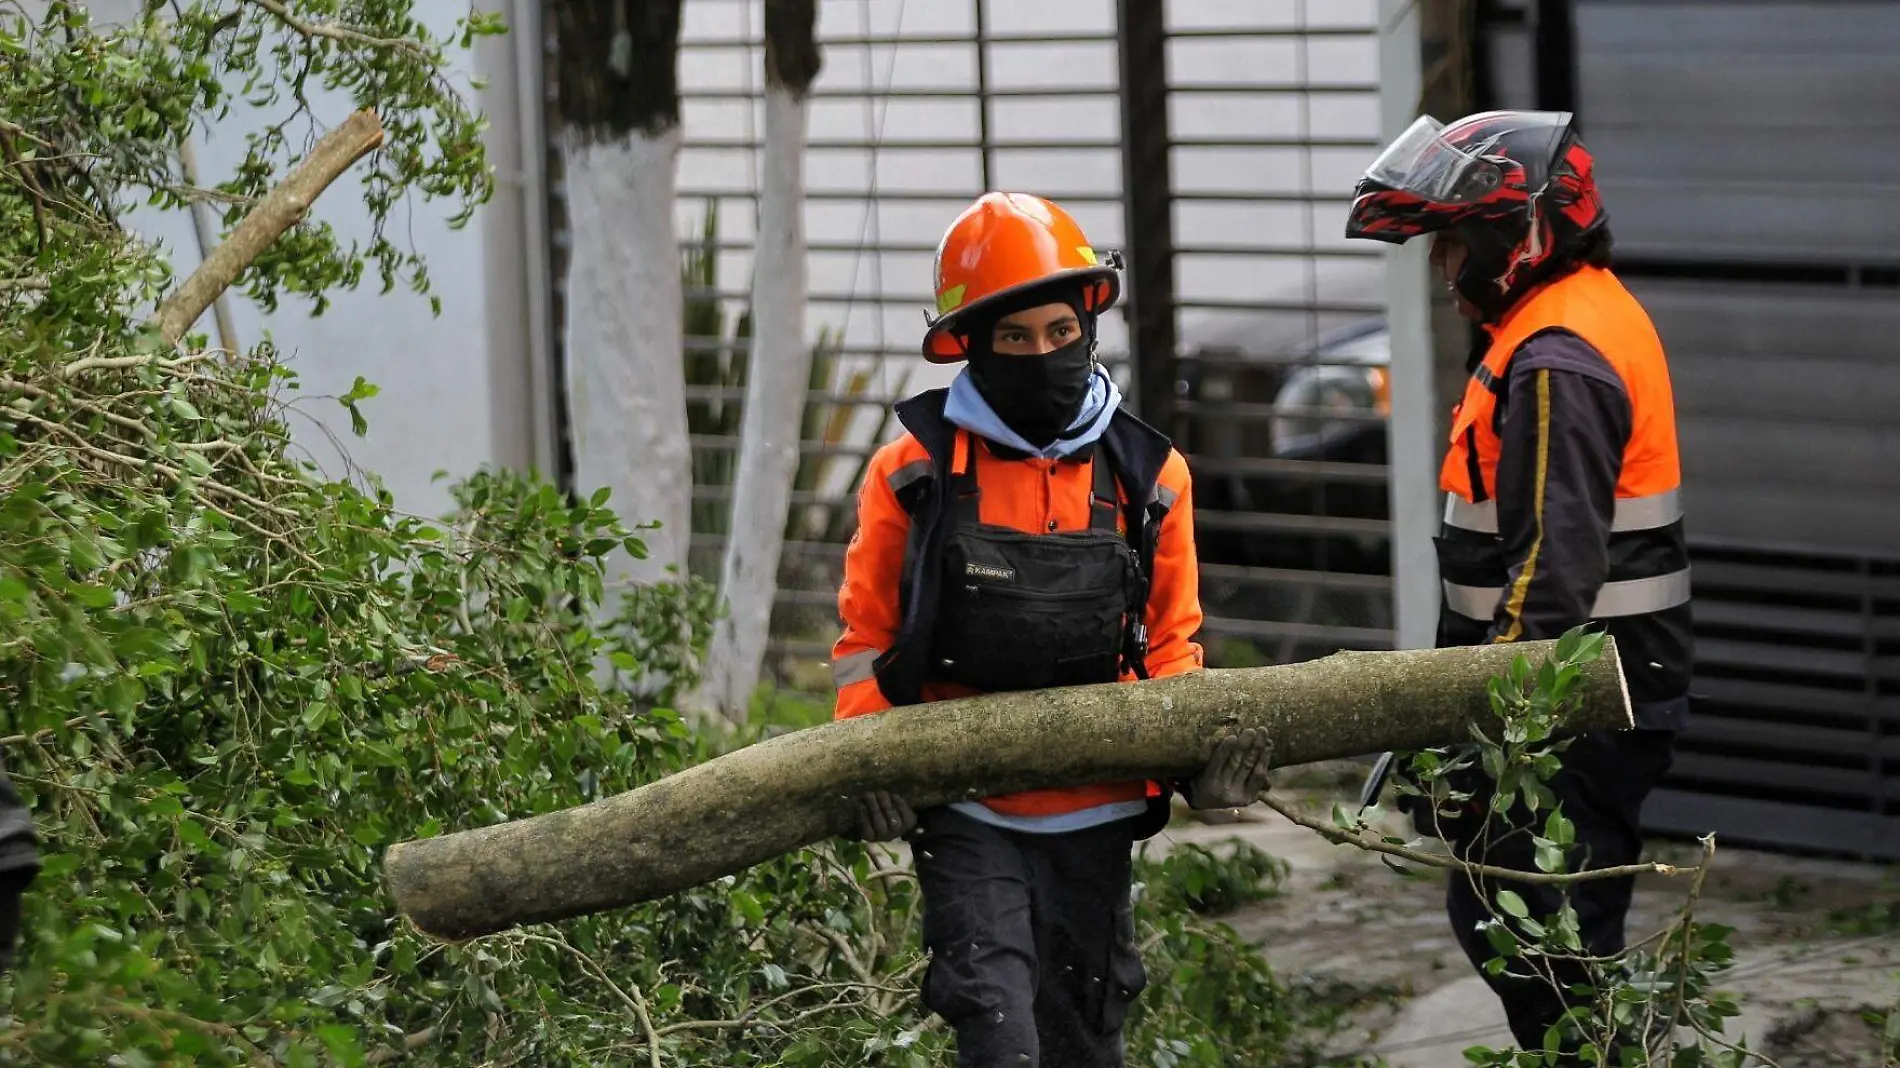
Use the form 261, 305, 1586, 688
922, 192, 1122, 362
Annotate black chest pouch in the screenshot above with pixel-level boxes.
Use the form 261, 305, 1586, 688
928, 443, 1145, 694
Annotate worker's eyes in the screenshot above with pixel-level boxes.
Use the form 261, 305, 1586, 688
993, 323, 1074, 347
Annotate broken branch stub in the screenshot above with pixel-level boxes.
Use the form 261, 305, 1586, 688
383, 637, 1631, 941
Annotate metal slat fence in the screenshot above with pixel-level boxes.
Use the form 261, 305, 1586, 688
543, 0, 1399, 688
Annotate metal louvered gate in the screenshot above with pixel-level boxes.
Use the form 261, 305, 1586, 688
540, 0, 1398, 685
665, 0, 1143, 673
1650, 541, 1900, 859
1475, 0, 1900, 858
1123, 2, 1395, 668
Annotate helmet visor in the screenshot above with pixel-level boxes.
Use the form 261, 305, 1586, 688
1364, 115, 1504, 205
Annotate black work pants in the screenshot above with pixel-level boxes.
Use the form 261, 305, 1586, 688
1445, 729, 1676, 1063
912, 806, 1147, 1068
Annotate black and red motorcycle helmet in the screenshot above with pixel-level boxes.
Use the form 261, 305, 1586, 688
1345, 109, 1608, 320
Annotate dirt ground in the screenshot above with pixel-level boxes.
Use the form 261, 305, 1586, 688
1150, 762, 1900, 1068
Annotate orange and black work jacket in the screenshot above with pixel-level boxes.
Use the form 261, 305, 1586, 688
831, 389, 1205, 824
1436, 265, 1693, 730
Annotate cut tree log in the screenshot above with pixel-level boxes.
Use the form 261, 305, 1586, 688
384, 636, 1631, 941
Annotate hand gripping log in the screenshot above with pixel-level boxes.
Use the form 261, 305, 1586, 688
383, 637, 1631, 940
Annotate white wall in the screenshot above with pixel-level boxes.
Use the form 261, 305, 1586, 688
65, 0, 533, 520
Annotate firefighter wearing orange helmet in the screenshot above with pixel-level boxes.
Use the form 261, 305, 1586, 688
830, 192, 1271, 1066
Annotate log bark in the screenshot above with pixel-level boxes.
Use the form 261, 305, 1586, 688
384, 637, 1631, 941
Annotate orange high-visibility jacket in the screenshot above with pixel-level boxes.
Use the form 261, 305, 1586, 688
831, 397, 1204, 820
1437, 264, 1693, 716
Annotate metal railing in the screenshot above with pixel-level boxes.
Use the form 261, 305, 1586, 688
542, 0, 1401, 685
1125, 2, 1394, 666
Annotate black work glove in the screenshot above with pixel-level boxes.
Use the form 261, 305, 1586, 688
1185, 727, 1274, 811
854, 790, 918, 842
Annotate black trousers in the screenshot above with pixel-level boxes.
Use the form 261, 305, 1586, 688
912, 806, 1147, 1068
1445, 729, 1676, 1061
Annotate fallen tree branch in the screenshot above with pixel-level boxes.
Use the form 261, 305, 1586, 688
0, 119, 50, 252
0, 715, 89, 746
1256, 792, 1686, 886
243, 0, 431, 57
10, 408, 299, 519
363, 1026, 438, 1067
151, 109, 385, 345
385, 637, 1634, 940
60, 350, 217, 377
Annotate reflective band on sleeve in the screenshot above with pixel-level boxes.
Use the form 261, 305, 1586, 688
886, 459, 932, 496
1443, 489, 1683, 536
1610, 488, 1682, 531
1444, 494, 1499, 534
1155, 483, 1178, 511
832, 649, 880, 688
1590, 569, 1692, 617
1441, 569, 1692, 622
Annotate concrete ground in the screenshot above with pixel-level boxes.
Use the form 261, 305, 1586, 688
1149, 774, 1900, 1068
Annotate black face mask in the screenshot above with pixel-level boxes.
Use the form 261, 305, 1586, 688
967, 335, 1096, 447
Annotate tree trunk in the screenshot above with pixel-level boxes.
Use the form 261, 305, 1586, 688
695, 0, 823, 722
556, 0, 691, 585
385, 637, 1632, 941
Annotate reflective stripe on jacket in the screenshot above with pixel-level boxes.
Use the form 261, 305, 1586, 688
1436, 266, 1693, 724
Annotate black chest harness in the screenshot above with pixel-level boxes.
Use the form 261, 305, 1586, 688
871, 390, 1176, 708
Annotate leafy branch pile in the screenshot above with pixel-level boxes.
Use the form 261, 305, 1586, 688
1293, 632, 1756, 1068
0, 4, 1356, 1065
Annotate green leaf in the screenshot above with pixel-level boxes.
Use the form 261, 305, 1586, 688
224, 587, 265, 613
103, 675, 144, 717
1554, 625, 1583, 663
1331, 802, 1356, 830
732, 889, 765, 925
1534, 841, 1565, 874
1545, 811, 1575, 847
1484, 921, 1517, 959
317, 1023, 368, 1068
176, 818, 212, 850
71, 582, 116, 608
343, 376, 382, 404
1495, 890, 1531, 919
1575, 629, 1608, 663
